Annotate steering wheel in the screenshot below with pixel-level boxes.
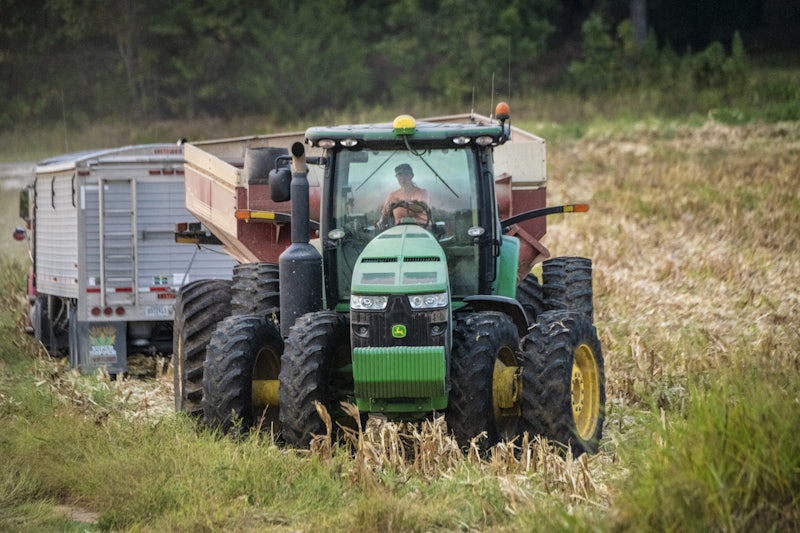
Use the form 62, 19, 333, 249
380, 200, 433, 230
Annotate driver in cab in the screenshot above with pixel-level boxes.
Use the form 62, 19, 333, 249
378, 163, 430, 229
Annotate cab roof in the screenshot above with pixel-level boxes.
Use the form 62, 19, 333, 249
305, 116, 506, 146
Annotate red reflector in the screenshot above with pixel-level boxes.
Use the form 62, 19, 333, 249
163, 168, 175, 175
87, 287, 101, 293
149, 169, 161, 175
115, 287, 133, 293
157, 293, 176, 300
78, 170, 90, 176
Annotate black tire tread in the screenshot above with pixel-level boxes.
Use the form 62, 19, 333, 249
516, 272, 546, 323
173, 279, 232, 416
520, 310, 605, 455
202, 314, 283, 433
542, 256, 594, 320
447, 311, 520, 449
279, 311, 350, 447
231, 262, 280, 321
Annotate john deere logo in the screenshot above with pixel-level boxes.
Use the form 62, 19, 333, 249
391, 324, 407, 338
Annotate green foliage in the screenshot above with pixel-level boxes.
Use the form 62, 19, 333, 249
568, 14, 749, 96
0, 0, 558, 129
613, 365, 800, 531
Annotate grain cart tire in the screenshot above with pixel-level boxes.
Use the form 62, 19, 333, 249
231, 262, 280, 322
279, 311, 352, 447
448, 311, 522, 450
516, 273, 546, 324
542, 257, 593, 320
520, 310, 604, 455
202, 314, 283, 434
173, 279, 232, 416
31, 295, 54, 352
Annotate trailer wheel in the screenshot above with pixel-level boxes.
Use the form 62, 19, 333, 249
173, 279, 232, 416
279, 311, 351, 447
520, 310, 605, 455
448, 311, 521, 450
231, 262, 280, 322
202, 314, 283, 434
542, 257, 594, 320
31, 295, 54, 352
516, 273, 546, 324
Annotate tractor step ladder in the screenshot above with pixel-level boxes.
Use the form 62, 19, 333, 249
98, 178, 138, 307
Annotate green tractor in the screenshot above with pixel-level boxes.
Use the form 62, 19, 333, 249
184, 105, 604, 455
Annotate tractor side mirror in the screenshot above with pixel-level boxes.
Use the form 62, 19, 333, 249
269, 168, 291, 202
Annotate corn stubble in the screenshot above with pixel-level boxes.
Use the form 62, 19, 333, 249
309, 401, 601, 503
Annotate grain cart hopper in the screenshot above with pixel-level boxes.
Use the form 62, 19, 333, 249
17, 144, 236, 375
175, 106, 605, 454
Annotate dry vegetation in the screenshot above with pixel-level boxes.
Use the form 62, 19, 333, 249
543, 120, 799, 400
1, 118, 798, 531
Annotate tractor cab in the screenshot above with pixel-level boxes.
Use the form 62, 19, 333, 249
307, 113, 512, 309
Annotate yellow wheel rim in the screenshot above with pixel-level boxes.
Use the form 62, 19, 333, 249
493, 346, 521, 425
571, 342, 600, 440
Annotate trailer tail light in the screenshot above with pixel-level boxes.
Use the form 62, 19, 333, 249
149, 169, 161, 175
115, 307, 125, 316
91, 307, 102, 317
103, 307, 113, 316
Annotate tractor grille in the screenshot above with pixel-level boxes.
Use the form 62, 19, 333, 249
350, 295, 447, 349
352, 346, 446, 399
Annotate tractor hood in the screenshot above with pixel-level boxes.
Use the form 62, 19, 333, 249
351, 225, 448, 295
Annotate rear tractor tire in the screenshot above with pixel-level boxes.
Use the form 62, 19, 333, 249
542, 256, 594, 320
230, 262, 280, 322
279, 311, 352, 448
520, 310, 605, 455
202, 314, 283, 434
516, 272, 546, 324
173, 279, 232, 416
447, 311, 522, 451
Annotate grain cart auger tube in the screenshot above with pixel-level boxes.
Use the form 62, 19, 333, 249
193, 104, 605, 455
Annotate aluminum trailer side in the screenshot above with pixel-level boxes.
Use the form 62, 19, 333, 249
24, 144, 236, 374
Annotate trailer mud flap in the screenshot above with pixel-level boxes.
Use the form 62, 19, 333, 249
72, 321, 127, 375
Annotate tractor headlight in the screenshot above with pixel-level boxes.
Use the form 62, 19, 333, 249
351, 294, 388, 310
408, 292, 448, 309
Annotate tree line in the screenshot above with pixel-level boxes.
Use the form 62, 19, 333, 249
0, 0, 775, 130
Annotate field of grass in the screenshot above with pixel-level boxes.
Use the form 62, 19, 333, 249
0, 111, 798, 531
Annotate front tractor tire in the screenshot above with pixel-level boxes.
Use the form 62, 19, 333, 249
173, 279, 232, 416
202, 314, 283, 434
521, 310, 605, 455
279, 311, 352, 448
447, 311, 522, 450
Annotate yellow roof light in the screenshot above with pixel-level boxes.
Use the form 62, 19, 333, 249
393, 114, 416, 135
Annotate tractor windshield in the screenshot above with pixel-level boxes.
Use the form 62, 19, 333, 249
331, 147, 481, 302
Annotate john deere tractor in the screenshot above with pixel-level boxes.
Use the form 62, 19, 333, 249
186, 105, 604, 455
